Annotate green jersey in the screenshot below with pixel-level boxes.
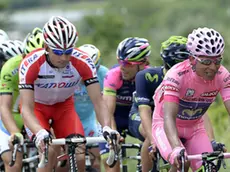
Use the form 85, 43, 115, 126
0, 55, 23, 131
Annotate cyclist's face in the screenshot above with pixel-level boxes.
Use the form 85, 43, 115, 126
46, 46, 72, 68
192, 55, 221, 80
120, 63, 145, 80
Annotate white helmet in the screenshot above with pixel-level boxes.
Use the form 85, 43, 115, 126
187, 27, 225, 57
78, 44, 101, 68
0, 40, 24, 59
0, 29, 9, 43
43, 16, 78, 49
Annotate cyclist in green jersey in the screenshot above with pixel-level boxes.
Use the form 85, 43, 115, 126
0, 27, 44, 172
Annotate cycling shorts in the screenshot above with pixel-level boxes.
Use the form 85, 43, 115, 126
26, 97, 84, 139
128, 111, 144, 142
152, 118, 213, 171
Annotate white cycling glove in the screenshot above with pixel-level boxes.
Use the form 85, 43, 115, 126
34, 129, 49, 149
102, 126, 120, 143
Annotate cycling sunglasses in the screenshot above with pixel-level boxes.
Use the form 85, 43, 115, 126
52, 47, 74, 56
118, 60, 144, 67
193, 55, 222, 65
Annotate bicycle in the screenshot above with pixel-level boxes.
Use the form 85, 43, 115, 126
120, 143, 142, 172
9, 137, 38, 172
38, 136, 118, 172
180, 150, 230, 172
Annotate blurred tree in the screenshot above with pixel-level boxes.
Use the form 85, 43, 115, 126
0, 0, 10, 29
79, 13, 125, 65
81, 0, 230, 67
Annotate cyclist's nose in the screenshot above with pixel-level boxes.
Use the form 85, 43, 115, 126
208, 61, 218, 70
60, 54, 70, 61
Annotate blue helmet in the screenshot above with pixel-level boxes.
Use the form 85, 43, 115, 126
116, 37, 151, 62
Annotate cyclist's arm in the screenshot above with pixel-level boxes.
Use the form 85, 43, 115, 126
0, 61, 20, 134
0, 94, 20, 134
87, 82, 111, 127
139, 105, 152, 143
164, 100, 181, 148
203, 112, 215, 141
103, 94, 117, 130
20, 89, 43, 134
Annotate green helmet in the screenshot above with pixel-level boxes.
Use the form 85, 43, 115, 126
160, 36, 189, 69
24, 27, 44, 55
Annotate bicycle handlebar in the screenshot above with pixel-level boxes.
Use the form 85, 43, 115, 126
9, 136, 20, 167
187, 152, 230, 160
38, 136, 115, 168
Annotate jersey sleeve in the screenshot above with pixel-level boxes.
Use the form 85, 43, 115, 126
98, 65, 109, 90
103, 67, 121, 96
72, 51, 99, 87
0, 62, 15, 95
135, 70, 153, 106
219, 67, 230, 102
18, 57, 39, 90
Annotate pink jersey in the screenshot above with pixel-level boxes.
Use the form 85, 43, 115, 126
152, 59, 230, 170
153, 59, 230, 124
19, 48, 98, 105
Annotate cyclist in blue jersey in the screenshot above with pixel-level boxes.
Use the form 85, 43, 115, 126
74, 44, 108, 171
129, 36, 220, 172
100, 37, 151, 172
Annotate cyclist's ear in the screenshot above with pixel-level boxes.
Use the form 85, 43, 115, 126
189, 56, 196, 65
44, 44, 49, 54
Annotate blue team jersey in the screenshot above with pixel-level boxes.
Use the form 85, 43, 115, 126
131, 66, 165, 112
74, 65, 108, 121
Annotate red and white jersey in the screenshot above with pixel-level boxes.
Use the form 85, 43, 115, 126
19, 48, 98, 105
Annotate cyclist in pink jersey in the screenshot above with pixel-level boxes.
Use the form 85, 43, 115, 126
19, 16, 119, 172
152, 27, 230, 172
101, 37, 151, 172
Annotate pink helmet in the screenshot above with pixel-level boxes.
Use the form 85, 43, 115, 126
187, 27, 224, 57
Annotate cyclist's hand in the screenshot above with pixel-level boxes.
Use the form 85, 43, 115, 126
148, 143, 156, 160
102, 126, 120, 149
8, 133, 24, 149
169, 147, 187, 169
211, 140, 227, 152
34, 129, 49, 153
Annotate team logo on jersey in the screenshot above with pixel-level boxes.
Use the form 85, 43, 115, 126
166, 77, 179, 85
200, 90, 218, 97
177, 70, 189, 76
182, 108, 203, 116
35, 81, 79, 88
224, 75, 230, 83
185, 89, 195, 97
145, 73, 159, 83
164, 85, 179, 92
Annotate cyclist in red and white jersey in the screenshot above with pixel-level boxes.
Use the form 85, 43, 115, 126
152, 27, 230, 172
18, 16, 118, 172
